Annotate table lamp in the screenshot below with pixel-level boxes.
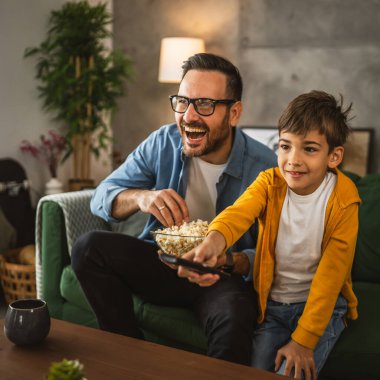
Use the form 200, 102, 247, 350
158, 37, 206, 83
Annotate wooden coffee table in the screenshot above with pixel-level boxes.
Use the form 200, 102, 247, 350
1, 318, 287, 379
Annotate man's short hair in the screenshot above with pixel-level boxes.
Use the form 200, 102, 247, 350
181, 53, 243, 101
278, 90, 353, 152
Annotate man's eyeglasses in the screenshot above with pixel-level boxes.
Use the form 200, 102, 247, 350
169, 95, 237, 116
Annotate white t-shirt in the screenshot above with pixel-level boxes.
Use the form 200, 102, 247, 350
185, 157, 226, 222
270, 171, 337, 303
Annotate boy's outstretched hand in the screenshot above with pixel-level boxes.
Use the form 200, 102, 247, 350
177, 231, 226, 287
275, 339, 316, 380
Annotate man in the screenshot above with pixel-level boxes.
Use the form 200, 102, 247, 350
71, 53, 277, 365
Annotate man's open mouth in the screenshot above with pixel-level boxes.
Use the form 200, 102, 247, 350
183, 126, 207, 141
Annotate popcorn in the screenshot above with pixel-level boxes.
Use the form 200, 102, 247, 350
153, 219, 208, 256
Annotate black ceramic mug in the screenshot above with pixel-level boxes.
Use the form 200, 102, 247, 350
4, 299, 50, 345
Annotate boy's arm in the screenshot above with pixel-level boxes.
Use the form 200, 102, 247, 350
178, 172, 271, 286
292, 202, 359, 349
208, 171, 269, 248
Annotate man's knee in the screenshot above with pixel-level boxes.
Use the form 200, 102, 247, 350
213, 278, 257, 321
71, 231, 101, 274
199, 280, 257, 332
216, 293, 256, 328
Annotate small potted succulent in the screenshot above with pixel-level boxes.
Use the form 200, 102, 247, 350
45, 358, 86, 380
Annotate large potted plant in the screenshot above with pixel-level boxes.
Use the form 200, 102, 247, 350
25, 1, 133, 190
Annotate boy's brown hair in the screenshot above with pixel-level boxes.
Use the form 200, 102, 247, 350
278, 90, 353, 152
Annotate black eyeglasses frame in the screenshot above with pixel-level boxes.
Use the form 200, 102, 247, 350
169, 95, 237, 116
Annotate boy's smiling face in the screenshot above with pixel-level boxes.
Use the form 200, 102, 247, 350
278, 129, 343, 195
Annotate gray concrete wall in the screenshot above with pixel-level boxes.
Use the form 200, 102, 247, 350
239, 0, 380, 173
113, 0, 380, 174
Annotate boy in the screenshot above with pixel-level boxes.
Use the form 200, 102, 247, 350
179, 90, 361, 379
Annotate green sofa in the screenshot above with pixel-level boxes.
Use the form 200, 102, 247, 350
36, 173, 380, 380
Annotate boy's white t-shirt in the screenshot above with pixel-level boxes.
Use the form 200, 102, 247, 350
270, 171, 337, 304
185, 157, 226, 222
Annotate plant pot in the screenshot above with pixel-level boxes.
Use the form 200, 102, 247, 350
68, 179, 95, 192
45, 177, 63, 195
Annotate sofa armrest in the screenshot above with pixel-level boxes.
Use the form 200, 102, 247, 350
35, 190, 110, 310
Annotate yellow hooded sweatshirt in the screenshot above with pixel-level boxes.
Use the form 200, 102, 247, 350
209, 167, 361, 349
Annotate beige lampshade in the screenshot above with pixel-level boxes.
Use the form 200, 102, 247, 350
158, 37, 206, 83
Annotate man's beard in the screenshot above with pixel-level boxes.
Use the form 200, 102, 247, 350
181, 112, 231, 157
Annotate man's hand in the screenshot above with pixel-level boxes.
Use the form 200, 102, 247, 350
136, 189, 189, 227
275, 339, 316, 380
177, 231, 226, 287
112, 188, 188, 225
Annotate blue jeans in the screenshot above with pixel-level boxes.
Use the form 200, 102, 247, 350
251, 295, 347, 379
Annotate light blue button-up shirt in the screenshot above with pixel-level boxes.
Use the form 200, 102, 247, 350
91, 123, 277, 277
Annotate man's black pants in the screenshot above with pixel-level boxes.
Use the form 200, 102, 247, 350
71, 230, 257, 365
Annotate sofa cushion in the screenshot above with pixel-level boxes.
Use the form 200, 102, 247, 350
61, 265, 92, 311
61, 301, 99, 328
342, 170, 361, 184
320, 281, 380, 380
40, 201, 71, 317
110, 211, 149, 237
352, 174, 380, 283
133, 296, 207, 352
